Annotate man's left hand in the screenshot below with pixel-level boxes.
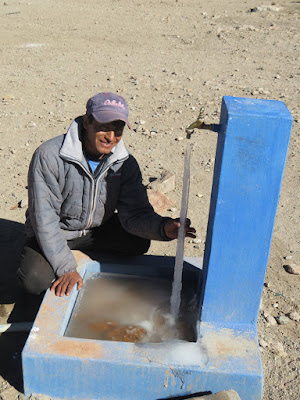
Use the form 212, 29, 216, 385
164, 218, 196, 240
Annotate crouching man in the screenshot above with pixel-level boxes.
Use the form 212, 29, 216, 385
17, 92, 196, 297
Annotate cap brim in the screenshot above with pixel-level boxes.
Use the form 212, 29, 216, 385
92, 111, 131, 130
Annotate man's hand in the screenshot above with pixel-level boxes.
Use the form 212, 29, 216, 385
51, 271, 83, 297
164, 218, 196, 240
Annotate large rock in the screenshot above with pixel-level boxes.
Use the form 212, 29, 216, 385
147, 170, 176, 193
147, 189, 174, 213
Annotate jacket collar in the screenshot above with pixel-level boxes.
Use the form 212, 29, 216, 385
59, 116, 130, 171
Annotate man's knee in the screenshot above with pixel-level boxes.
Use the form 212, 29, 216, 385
17, 246, 55, 295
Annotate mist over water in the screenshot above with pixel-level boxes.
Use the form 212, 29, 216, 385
65, 274, 197, 343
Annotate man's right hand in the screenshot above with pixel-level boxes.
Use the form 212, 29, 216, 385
50, 271, 83, 297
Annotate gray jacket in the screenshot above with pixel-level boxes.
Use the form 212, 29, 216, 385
25, 117, 169, 276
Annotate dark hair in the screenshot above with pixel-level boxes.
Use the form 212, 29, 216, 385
87, 114, 95, 124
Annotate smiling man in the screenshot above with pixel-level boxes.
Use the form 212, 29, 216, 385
17, 92, 196, 297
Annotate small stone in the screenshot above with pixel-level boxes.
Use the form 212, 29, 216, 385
138, 119, 146, 125
287, 311, 300, 322
276, 315, 290, 325
168, 207, 177, 212
19, 198, 28, 208
27, 121, 37, 128
193, 245, 200, 249
196, 193, 203, 198
259, 338, 269, 348
192, 238, 201, 244
265, 315, 277, 326
10, 149, 16, 154
284, 255, 293, 260
284, 264, 300, 275
273, 302, 279, 308
264, 282, 270, 287
175, 136, 184, 141
272, 342, 287, 357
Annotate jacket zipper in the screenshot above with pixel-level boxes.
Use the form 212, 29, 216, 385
60, 155, 128, 232
85, 158, 127, 230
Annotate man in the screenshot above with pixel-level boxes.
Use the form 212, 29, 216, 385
17, 92, 196, 297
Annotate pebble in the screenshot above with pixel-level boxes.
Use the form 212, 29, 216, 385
287, 311, 300, 322
168, 207, 177, 212
265, 315, 277, 326
27, 121, 37, 128
192, 238, 201, 244
175, 137, 184, 141
196, 193, 203, 198
10, 149, 16, 154
276, 315, 290, 325
19, 198, 28, 208
284, 255, 293, 260
259, 338, 269, 348
284, 264, 300, 275
272, 342, 287, 357
193, 245, 200, 249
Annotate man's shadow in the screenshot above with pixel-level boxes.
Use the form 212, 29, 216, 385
0, 219, 30, 392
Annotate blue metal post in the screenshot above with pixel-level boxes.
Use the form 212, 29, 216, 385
199, 96, 293, 327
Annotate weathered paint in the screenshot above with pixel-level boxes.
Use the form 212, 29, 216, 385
199, 96, 292, 326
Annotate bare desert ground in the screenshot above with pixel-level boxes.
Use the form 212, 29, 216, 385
0, 0, 299, 399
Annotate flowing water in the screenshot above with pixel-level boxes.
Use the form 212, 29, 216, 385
170, 144, 191, 321
65, 273, 197, 343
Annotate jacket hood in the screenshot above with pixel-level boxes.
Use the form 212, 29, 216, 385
59, 116, 130, 171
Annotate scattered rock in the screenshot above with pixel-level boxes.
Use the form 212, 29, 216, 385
287, 311, 300, 322
0, 384, 21, 400
283, 264, 300, 275
259, 338, 269, 348
175, 136, 184, 141
284, 255, 293, 260
19, 198, 28, 208
147, 170, 175, 194
272, 342, 287, 357
250, 5, 281, 12
265, 315, 277, 326
192, 238, 201, 244
168, 207, 177, 212
276, 315, 290, 325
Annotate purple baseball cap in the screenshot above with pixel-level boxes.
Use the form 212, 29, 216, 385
86, 92, 131, 129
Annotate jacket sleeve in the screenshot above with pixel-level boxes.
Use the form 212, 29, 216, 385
27, 147, 77, 276
117, 156, 171, 241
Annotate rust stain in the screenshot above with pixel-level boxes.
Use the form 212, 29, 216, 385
49, 339, 103, 358
87, 321, 147, 343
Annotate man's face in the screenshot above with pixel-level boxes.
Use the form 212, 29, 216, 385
83, 115, 125, 157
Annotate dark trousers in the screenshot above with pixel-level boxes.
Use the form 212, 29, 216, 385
17, 215, 150, 295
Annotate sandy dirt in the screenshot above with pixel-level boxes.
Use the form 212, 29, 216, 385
0, 0, 299, 399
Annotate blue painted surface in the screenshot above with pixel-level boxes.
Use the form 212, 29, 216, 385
200, 97, 292, 327
22, 97, 293, 400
